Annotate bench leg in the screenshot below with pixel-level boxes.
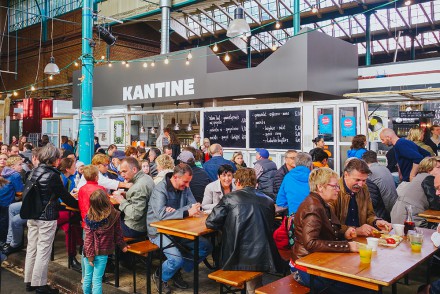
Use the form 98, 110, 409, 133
404, 274, 409, 285
132, 254, 137, 293
309, 274, 315, 294
146, 253, 152, 294
159, 234, 163, 294
427, 257, 432, 285
241, 283, 246, 294
392, 283, 397, 294
114, 248, 120, 287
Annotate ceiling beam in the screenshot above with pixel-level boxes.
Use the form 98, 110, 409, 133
185, 13, 216, 37
171, 16, 201, 38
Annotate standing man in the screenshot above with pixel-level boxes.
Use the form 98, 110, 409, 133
253, 148, 277, 199
362, 151, 398, 222
203, 144, 236, 181
380, 128, 430, 182
332, 158, 391, 236
112, 157, 154, 238
190, 134, 201, 149
273, 150, 297, 196
147, 164, 212, 293
206, 168, 283, 293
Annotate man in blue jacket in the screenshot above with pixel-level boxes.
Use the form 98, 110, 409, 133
202, 144, 236, 181
276, 152, 313, 215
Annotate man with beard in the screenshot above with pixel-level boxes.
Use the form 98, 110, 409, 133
331, 158, 391, 237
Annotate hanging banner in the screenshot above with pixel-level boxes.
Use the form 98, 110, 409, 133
341, 116, 356, 137
368, 110, 389, 142
319, 114, 333, 135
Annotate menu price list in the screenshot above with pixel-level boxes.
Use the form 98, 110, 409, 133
203, 110, 246, 148
249, 108, 301, 149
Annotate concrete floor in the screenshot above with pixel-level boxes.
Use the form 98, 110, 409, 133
2, 231, 440, 293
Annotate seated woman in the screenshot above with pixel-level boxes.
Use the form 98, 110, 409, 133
391, 157, 440, 228
202, 164, 235, 213
422, 157, 440, 211
153, 154, 175, 184
292, 168, 371, 293
147, 148, 161, 177
408, 128, 435, 156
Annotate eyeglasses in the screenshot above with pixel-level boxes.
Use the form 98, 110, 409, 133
101, 163, 109, 167
285, 156, 296, 159
326, 184, 340, 190
435, 186, 440, 192
195, 136, 201, 138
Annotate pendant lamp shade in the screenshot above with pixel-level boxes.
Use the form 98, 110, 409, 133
44, 56, 60, 75
226, 8, 251, 38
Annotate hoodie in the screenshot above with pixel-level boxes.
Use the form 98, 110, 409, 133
276, 166, 311, 215
347, 148, 367, 159
0, 167, 24, 207
83, 209, 127, 261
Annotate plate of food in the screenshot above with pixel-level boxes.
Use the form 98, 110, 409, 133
378, 234, 403, 248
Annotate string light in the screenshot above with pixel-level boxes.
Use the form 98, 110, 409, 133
74, 61, 79, 67
404, 0, 411, 5
125, 63, 130, 68
224, 52, 231, 62
108, 62, 112, 67
151, 60, 155, 67
31, 85, 36, 91
164, 57, 169, 64
143, 62, 148, 68
312, 5, 318, 13
49, 75, 53, 80
275, 21, 281, 29
213, 43, 219, 52
272, 43, 278, 51
13, 91, 18, 96
101, 55, 105, 60
122, 61, 127, 65
187, 51, 193, 59
186, 58, 190, 65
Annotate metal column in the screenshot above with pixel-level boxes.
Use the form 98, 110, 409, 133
365, 12, 371, 66
293, 0, 300, 35
160, 0, 171, 54
78, 0, 95, 164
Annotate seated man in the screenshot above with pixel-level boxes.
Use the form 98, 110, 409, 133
147, 163, 212, 294
332, 158, 391, 236
206, 168, 284, 294
113, 157, 154, 238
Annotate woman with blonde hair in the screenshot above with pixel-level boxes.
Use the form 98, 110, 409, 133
231, 151, 247, 169
407, 127, 435, 156
153, 154, 175, 184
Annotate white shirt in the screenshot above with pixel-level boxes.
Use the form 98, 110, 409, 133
77, 172, 119, 191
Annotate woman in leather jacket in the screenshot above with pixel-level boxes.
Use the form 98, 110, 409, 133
24, 144, 78, 294
291, 168, 374, 294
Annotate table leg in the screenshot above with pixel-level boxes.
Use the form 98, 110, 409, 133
194, 236, 199, 294
309, 274, 315, 294
392, 283, 397, 294
114, 248, 119, 287
427, 256, 432, 285
68, 210, 72, 269
159, 233, 163, 294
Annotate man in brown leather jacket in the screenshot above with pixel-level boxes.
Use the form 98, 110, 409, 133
331, 158, 391, 236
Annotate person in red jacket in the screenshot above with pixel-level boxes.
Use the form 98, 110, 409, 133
78, 165, 106, 228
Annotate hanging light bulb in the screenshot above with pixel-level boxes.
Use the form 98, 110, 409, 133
174, 122, 180, 131
150, 127, 156, 134
49, 75, 53, 80
187, 122, 193, 131
108, 62, 112, 67
143, 62, 148, 68
404, 0, 411, 5
151, 60, 156, 67
140, 125, 146, 133
213, 43, 219, 52
224, 52, 231, 62
31, 85, 36, 91
164, 56, 169, 64
187, 51, 193, 59
74, 61, 79, 67
13, 91, 18, 97
275, 21, 281, 29
312, 5, 318, 13
272, 42, 278, 51
122, 61, 127, 65
125, 63, 130, 68
100, 55, 105, 60
186, 58, 190, 65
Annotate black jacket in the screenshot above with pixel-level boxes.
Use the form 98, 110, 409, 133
206, 187, 284, 272
189, 164, 212, 203
28, 164, 78, 220
422, 175, 440, 211
273, 164, 289, 197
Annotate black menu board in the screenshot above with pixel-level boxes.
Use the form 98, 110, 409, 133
203, 111, 246, 148
249, 108, 301, 149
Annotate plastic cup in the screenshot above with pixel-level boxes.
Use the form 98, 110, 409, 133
410, 233, 423, 253
392, 224, 404, 237
359, 244, 373, 263
366, 237, 379, 252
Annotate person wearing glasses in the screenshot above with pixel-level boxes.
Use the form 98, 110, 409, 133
190, 134, 201, 149
291, 168, 367, 294
77, 153, 132, 192
331, 158, 391, 237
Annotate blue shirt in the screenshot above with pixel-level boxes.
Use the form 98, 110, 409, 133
202, 156, 237, 181
344, 179, 360, 227
0, 170, 24, 207
61, 142, 73, 152
276, 166, 311, 214
394, 138, 430, 182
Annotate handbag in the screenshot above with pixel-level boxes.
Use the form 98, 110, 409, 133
40, 200, 59, 220
273, 213, 295, 249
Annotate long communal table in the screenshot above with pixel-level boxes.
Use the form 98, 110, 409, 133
295, 228, 438, 294
419, 209, 440, 224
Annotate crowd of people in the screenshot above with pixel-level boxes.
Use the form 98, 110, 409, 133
1, 125, 440, 294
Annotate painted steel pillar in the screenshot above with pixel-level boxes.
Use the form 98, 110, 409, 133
79, 0, 95, 164
247, 37, 251, 68
410, 35, 416, 60
160, 0, 171, 54
365, 12, 371, 66
293, 0, 300, 35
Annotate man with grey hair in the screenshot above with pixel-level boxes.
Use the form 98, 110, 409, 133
203, 143, 236, 181
273, 150, 297, 196
276, 152, 313, 215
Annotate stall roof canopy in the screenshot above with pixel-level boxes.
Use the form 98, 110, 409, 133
344, 87, 440, 103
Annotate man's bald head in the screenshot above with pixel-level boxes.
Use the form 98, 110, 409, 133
380, 128, 398, 146
209, 144, 223, 156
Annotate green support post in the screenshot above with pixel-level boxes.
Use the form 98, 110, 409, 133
78, 0, 95, 164
293, 0, 300, 35
365, 12, 371, 66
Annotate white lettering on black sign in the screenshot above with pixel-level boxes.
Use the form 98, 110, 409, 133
203, 111, 246, 148
122, 78, 195, 101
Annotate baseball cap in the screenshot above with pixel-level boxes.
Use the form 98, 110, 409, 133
177, 150, 195, 163
256, 148, 269, 158
111, 150, 126, 160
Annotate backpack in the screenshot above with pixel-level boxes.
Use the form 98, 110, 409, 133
273, 213, 295, 249
20, 170, 45, 219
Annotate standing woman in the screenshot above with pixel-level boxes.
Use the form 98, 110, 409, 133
347, 134, 368, 159
147, 148, 161, 177
165, 129, 181, 164
201, 138, 211, 163
310, 135, 332, 157
18, 135, 27, 151
11, 135, 18, 146
23, 144, 78, 294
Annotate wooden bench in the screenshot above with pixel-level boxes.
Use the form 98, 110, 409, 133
208, 269, 263, 294
114, 236, 146, 288
255, 274, 310, 294
278, 248, 292, 276
126, 240, 159, 294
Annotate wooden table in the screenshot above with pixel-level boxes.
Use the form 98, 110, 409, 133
296, 228, 438, 294
150, 214, 214, 294
419, 210, 440, 224
275, 205, 288, 217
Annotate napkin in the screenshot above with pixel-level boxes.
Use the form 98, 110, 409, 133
431, 232, 440, 247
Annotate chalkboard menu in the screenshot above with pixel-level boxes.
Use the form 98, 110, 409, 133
249, 108, 301, 149
203, 111, 246, 148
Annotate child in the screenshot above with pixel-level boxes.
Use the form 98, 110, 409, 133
83, 189, 128, 294
141, 159, 150, 175
78, 165, 106, 226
